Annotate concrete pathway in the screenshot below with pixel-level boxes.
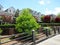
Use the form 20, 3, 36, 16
37, 34, 60, 45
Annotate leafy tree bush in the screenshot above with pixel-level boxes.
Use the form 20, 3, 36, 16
16, 8, 40, 34
57, 13, 60, 17
43, 27, 52, 31
54, 13, 60, 23
0, 28, 3, 34
40, 16, 44, 22
44, 15, 51, 23
15, 9, 20, 17
43, 27, 52, 35
41, 15, 51, 23
55, 17, 60, 23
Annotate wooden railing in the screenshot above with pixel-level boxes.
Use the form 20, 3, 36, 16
0, 27, 60, 45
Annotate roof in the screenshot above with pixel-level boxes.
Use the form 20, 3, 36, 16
5, 7, 15, 12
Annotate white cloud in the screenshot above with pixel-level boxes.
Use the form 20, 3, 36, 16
39, 0, 45, 5
45, 8, 52, 15
45, 7, 60, 15
39, 0, 51, 5
47, 0, 50, 4
53, 7, 60, 14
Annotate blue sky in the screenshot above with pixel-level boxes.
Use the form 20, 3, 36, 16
0, 0, 60, 15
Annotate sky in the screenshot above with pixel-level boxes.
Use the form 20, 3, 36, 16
0, 0, 60, 15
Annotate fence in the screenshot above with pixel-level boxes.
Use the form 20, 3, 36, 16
0, 26, 60, 45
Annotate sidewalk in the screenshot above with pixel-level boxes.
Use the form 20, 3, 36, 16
37, 34, 60, 45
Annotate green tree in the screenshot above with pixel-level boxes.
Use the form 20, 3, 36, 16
13, 9, 20, 24
16, 8, 40, 34
57, 13, 60, 17
0, 28, 3, 34
40, 15, 44, 22
15, 9, 20, 17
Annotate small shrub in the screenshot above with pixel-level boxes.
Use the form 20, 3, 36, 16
42, 27, 52, 35
41, 15, 51, 23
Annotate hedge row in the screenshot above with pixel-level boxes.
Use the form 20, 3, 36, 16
39, 23, 60, 26
0, 24, 15, 28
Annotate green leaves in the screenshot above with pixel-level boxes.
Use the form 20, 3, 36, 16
0, 28, 3, 34
15, 9, 20, 17
43, 27, 52, 31
16, 8, 40, 34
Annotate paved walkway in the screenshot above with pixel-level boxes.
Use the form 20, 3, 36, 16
37, 34, 60, 45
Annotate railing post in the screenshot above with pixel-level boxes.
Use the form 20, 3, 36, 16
58, 27, 60, 34
49, 30, 51, 35
0, 35, 1, 45
53, 26, 56, 35
45, 29, 49, 37
54, 28, 56, 35
32, 30, 36, 45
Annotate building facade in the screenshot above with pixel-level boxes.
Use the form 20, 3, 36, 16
0, 5, 15, 24
5, 7, 15, 16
